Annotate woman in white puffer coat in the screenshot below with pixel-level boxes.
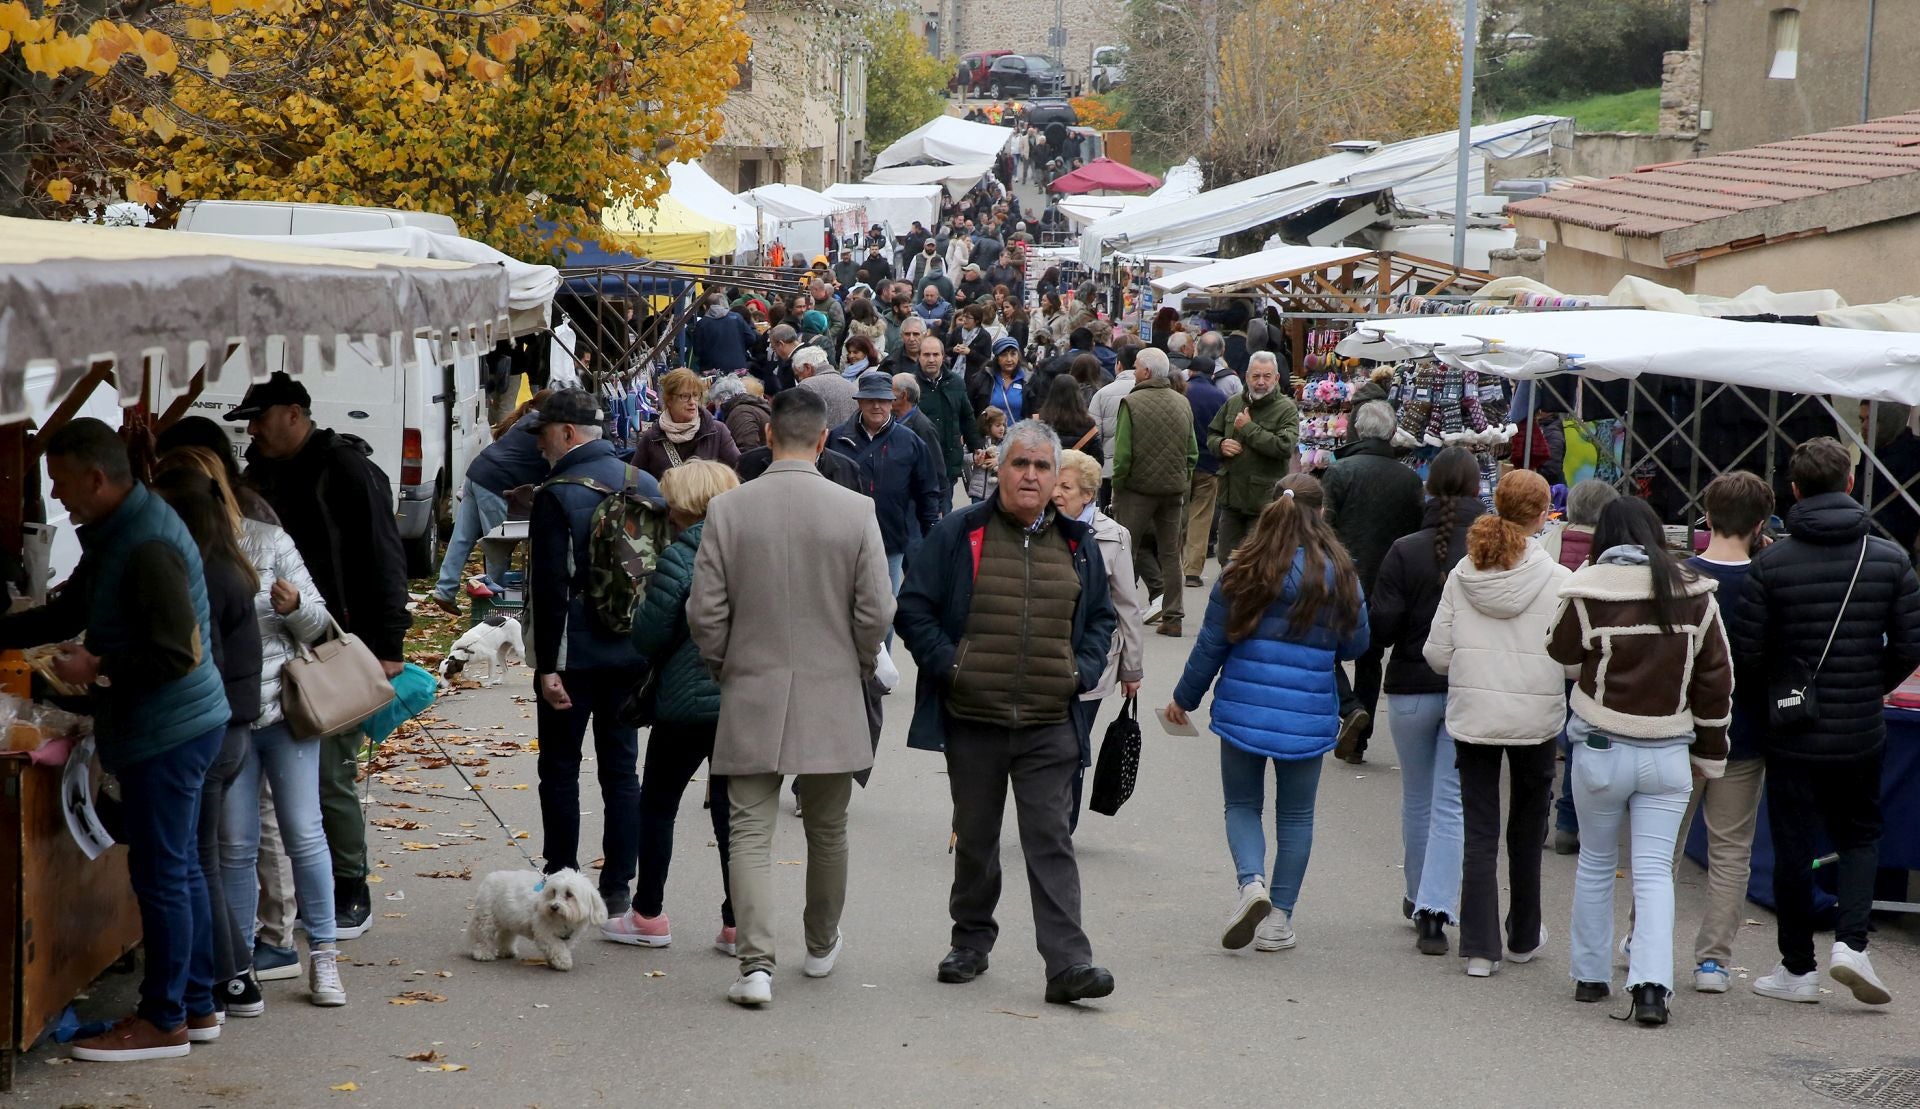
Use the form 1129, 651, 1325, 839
159, 444, 344, 1009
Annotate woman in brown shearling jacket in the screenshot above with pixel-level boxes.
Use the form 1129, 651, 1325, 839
1547, 496, 1732, 1027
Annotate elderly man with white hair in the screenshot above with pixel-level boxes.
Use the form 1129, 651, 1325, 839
1110, 346, 1199, 637
793, 344, 858, 430
1322, 398, 1425, 763
1195, 331, 1241, 398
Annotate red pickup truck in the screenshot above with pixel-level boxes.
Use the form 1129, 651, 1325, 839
949, 50, 1012, 98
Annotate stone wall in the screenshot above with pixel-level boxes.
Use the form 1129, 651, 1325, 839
1660, 49, 1701, 134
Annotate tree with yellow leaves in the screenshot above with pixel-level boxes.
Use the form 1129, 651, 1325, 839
12, 0, 750, 261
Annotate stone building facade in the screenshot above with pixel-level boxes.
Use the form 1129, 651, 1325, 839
1660, 0, 1920, 153
704, 5, 868, 193
918, 0, 1126, 77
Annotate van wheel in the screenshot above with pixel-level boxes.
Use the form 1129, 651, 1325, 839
403, 480, 446, 580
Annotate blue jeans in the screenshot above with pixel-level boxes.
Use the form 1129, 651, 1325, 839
1554, 681, 1579, 834
1219, 742, 1323, 913
887, 552, 904, 594
1387, 693, 1463, 921
1567, 715, 1692, 991
117, 724, 223, 1028
222, 721, 338, 946
432, 482, 509, 600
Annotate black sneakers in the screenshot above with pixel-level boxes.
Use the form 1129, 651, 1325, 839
1630, 983, 1670, 1025
1414, 910, 1449, 956
1574, 980, 1610, 1004
335, 878, 373, 940
224, 972, 266, 1018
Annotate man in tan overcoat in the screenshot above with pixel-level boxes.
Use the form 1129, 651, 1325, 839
688, 388, 896, 1007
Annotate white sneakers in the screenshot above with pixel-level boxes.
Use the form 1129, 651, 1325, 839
1693, 960, 1731, 993
803, 932, 844, 978
308, 947, 346, 1007
728, 969, 773, 1007
1753, 964, 1820, 1003
1754, 943, 1893, 1006
1507, 925, 1548, 965
1465, 957, 1502, 978
1253, 907, 1295, 952
1828, 942, 1892, 1005
1222, 881, 1272, 950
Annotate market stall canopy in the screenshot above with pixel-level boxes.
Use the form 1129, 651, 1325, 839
1476, 274, 1849, 318
1059, 158, 1204, 227
1333, 309, 1920, 406
215, 226, 557, 333
823, 182, 942, 246
1150, 246, 1373, 294
601, 193, 737, 265
1079, 115, 1571, 266
1049, 157, 1162, 196
665, 161, 759, 256
873, 115, 1012, 169
0, 215, 511, 425
737, 183, 855, 224
864, 161, 995, 197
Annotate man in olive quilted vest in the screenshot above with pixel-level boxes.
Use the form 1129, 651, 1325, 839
895, 420, 1119, 1006
1110, 347, 1199, 636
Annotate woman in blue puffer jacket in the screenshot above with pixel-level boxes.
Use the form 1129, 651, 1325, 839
601, 461, 741, 954
1167, 473, 1369, 955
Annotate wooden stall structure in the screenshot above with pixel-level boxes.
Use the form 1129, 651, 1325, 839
0, 215, 514, 1084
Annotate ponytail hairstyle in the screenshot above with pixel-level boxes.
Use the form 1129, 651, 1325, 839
1589, 496, 1696, 633
1466, 468, 1550, 571
152, 468, 260, 594
1221, 473, 1362, 642
1424, 446, 1480, 567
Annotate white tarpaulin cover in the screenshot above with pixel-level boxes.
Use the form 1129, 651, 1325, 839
823, 182, 941, 246
1333, 309, 1920, 405
0, 216, 512, 426
739, 183, 855, 222
1150, 246, 1373, 294
864, 161, 995, 197
1080, 116, 1571, 266
666, 161, 759, 255
873, 115, 1012, 169
220, 226, 557, 332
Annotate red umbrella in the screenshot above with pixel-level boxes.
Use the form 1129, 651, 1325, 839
1047, 157, 1162, 196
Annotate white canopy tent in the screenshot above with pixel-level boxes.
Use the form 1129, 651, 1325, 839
1333, 309, 1920, 406
1079, 115, 1571, 266
823, 182, 941, 251
864, 161, 995, 198
665, 161, 759, 257
1150, 246, 1374, 295
873, 114, 1012, 170
738, 183, 857, 259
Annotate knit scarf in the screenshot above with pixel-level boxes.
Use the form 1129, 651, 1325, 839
658, 412, 701, 444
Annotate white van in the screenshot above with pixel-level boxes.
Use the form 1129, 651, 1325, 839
161, 200, 487, 576
176, 199, 459, 237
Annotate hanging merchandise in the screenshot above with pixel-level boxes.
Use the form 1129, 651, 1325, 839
1293, 323, 1361, 470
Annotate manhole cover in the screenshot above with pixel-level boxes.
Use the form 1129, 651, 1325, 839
1807, 1067, 1920, 1107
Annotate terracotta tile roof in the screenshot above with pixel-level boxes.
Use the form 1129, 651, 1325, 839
1508, 111, 1920, 257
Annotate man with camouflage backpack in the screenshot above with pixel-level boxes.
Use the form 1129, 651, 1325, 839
528, 389, 664, 918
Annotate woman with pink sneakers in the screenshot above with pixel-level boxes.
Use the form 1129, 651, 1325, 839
602, 462, 740, 954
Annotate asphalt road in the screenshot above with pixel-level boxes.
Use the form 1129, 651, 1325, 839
14, 578, 1920, 1108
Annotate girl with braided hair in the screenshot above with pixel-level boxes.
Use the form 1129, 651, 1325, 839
1367, 447, 1486, 956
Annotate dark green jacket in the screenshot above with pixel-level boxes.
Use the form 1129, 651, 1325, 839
916, 365, 983, 480
945, 511, 1082, 727
1209, 389, 1300, 514
1112, 376, 1197, 496
630, 521, 719, 723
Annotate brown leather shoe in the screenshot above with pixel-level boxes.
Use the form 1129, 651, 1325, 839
187, 1010, 222, 1043
71, 1015, 191, 1061
1156, 621, 1183, 637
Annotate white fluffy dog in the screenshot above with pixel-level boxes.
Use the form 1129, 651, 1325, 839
466, 868, 605, 971
440, 615, 524, 686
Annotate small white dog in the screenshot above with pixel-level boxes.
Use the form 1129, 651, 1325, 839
440, 615, 524, 686
466, 868, 606, 971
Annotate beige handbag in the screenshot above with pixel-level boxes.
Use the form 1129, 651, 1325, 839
281, 615, 396, 739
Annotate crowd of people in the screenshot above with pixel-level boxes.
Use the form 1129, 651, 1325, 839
6, 227, 1917, 1060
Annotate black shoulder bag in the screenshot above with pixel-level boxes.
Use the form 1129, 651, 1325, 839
1769, 538, 1868, 729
